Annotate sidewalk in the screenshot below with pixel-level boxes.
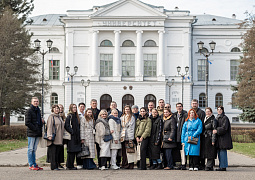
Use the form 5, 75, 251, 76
0, 147, 254, 167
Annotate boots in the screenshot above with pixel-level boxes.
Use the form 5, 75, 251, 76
149, 164, 156, 170
155, 163, 163, 170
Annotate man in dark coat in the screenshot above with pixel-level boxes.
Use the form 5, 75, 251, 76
191, 99, 206, 170
25, 97, 44, 170
107, 101, 122, 118
172, 103, 187, 170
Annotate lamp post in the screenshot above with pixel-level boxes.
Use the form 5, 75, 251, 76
177, 66, 189, 105
81, 79, 90, 106
34, 39, 53, 118
66, 66, 78, 103
197, 41, 216, 107
166, 78, 175, 104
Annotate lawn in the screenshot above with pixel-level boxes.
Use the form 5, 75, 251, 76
231, 142, 255, 158
0, 139, 27, 152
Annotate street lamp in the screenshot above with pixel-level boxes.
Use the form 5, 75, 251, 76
66, 66, 78, 103
177, 66, 189, 105
166, 78, 175, 104
197, 41, 216, 107
34, 39, 53, 118
81, 79, 90, 106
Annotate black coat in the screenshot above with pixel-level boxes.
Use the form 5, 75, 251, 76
25, 105, 42, 137
216, 113, 233, 150
196, 108, 206, 157
65, 113, 81, 153
173, 110, 187, 143
203, 115, 218, 159
91, 108, 100, 120
162, 116, 177, 149
149, 115, 163, 159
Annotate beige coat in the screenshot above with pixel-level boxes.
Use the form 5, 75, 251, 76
95, 122, 111, 157
80, 117, 96, 158
109, 118, 121, 149
46, 113, 64, 146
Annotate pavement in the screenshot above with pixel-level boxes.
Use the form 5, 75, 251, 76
0, 145, 254, 167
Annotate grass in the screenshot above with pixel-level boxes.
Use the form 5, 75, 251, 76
0, 139, 27, 152
231, 142, 255, 158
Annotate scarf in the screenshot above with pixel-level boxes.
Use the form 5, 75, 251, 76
96, 117, 111, 135
138, 113, 148, 120
108, 115, 121, 124
163, 114, 172, 121
31, 105, 41, 126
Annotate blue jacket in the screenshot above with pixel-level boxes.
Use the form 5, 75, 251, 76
181, 118, 203, 156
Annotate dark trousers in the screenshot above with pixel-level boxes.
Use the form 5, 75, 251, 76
96, 143, 101, 167
48, 144, 61, 170
189, 156, 199, 168
101, 157, 108, 167
116, 149, 121, 166
66, 152, 83, 168
140, 138, 149, 170
164, 148, 174, 168
121, 141, 128, 168
206, 158, 215, 168
199, 157, 205, 169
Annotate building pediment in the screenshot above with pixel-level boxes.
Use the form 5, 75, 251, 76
90, 0, 167, 18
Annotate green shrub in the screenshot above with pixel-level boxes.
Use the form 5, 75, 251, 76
247, 129, 255, 142
231, 127, 255, 143
0, 125, 27, 140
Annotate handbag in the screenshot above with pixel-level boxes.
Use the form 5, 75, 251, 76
63, 115, 72, 140
125, 140, 135, 153
103, 134, 113, 142
43, 117, 56, 141
77, 144, 90, 159
39, 125, 47, 148
187, 121, 199, 145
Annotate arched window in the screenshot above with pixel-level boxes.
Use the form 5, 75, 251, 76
232, 93, 237, 109
231, 47, 241, 52
144, 94, 156, 110
198, 47, 209, 53
100, 40, 113, 47
50, 47, 60, 53
51, 93, 58, 106
215, 93, 223, 108
100, 94, 112, 111
122, 94, 134, 112
122, 40, 135, 47
144, 40, 157, 47
199, 93, 206, 108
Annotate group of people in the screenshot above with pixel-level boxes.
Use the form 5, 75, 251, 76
25, 97, 233, 171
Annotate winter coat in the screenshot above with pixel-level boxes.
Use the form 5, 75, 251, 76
109, 118, 121, 149
196, 108, 206, 157
95, 118, 111, 157
216, 113, 233, 150
108, 109, 123, 118
91, 108, 100, 121
149, 115, 163, 159
181, 118, 203, 156
173, 110, 188, 143
80, 117, 96, 159
65, 113, 81, 153
203, 115, 218, 159
162, 115, 177, 149
25, 105, 43, 137
133, 112, 139, 121
135, 115, 152, 139
121, 115, 136, 140
46, 113, 64, 146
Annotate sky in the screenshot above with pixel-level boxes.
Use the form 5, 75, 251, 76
31, 0, 254, 20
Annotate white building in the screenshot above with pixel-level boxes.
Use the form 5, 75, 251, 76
14, 0, 246, 123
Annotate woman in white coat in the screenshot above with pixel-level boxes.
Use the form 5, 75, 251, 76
80, 108, 97, 170
109, 109, 122, 170
95, 109, 111, 170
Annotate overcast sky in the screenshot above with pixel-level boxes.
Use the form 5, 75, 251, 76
31, 0, 254, 20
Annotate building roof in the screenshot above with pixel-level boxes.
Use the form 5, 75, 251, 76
193, 14, 241, 26
26, 14, 66, 26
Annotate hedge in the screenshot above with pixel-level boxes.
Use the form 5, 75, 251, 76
0, 125, 27, 140
231, 127, 255, 143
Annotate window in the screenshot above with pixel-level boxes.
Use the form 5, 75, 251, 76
230, 60, 240, 81
198, 48, 209, 53
232, 93, 237, 109
49, 60, 60, 80
231, 47, 241, 52
122, 54, 135, 77
199, 93, 206, 108
51, 93, 58, 106
172, 91, 180, 104
232, 117, 239, 123
50, 47, 60, 53
197, 59, 206, 81
144, 94, 156, 110
144, 54, 157, 77
122, 40, 135, 47
100, 40, 113, 47
100, 54, 113, 77
215, 93, 223, 108
100, 94, 112, 111
122, 94, 134, 112
144, 40, 157, 47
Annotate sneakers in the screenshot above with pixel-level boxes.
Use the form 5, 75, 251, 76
111, 165, 120, 170
35, 165, 43, 170
189, 168, 193, 171
77, 165, 83, 170
101, 166, 107, 171
29, 165, 39, 171
194, 168, 198, 171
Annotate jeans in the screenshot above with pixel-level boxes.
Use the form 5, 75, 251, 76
27, 137, 40, 167
152, 159, 162, 164
218, 149, 228, 168
164, 148, 173, 168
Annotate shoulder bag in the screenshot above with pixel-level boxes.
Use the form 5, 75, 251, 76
77, 144, 90, 159
103, 134, 113, 142
43, 116, 56, 141
187, 121, 199, 145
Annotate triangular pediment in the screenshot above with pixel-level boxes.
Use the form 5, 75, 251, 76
90, 0, 167, 18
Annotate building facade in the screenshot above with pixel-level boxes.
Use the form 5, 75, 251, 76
15, 0, 245, 123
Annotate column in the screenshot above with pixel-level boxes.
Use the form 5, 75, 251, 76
113, 30, 121, 81
158, 30, 165, 80
136, 30, 143, 81
91, 30, 99, 80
